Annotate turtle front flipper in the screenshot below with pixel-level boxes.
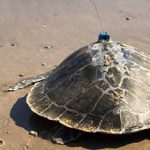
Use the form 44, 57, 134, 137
7, 71, 51, 91
51, 125, 82, 144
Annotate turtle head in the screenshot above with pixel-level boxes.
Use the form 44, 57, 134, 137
98, 32, 110, 42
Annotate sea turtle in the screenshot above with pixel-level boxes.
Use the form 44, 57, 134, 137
8, 32, 150, 144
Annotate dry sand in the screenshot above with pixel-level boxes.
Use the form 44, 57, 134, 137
0, 0, 150, 149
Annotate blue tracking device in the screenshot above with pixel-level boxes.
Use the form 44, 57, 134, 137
98, 32, 110, 41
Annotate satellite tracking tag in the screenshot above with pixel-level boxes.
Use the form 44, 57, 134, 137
98, 32, 110, 41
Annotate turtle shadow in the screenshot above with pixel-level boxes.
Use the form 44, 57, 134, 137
10, 95, 59, 138
10, 95, 150, 149
68, 130, 150, 149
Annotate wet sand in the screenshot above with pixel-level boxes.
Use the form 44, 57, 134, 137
0, 0, 150, 149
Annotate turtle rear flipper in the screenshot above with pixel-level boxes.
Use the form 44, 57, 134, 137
7, 71, 50, 91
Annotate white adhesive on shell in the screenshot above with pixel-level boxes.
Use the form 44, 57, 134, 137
90, 43, 104, 66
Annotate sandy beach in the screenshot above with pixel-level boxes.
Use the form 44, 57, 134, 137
0, 0, 150, 149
